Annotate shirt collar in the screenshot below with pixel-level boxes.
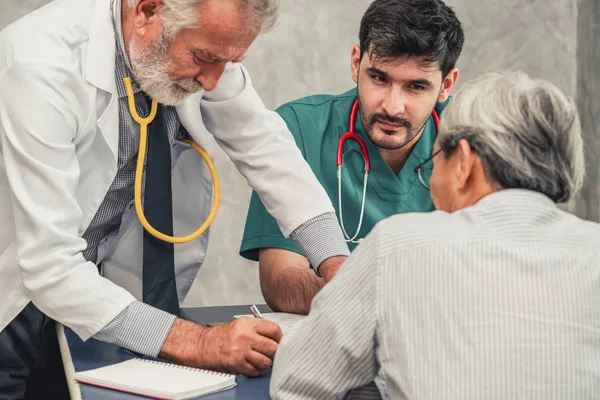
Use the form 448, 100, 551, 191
113, 0, 142, 98
476, 189, 556, 210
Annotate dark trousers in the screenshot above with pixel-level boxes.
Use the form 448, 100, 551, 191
0, 303, 70, 400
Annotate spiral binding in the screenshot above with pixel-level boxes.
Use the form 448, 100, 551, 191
139, 359, 230, 377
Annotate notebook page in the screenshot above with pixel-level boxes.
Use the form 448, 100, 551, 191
74, 358, 235, 399
234, 312, 305, 336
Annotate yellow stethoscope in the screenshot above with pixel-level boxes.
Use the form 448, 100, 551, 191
111, 0, 220, 244
125, 78, 221, 244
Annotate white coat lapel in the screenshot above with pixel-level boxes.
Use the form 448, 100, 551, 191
84, 0, 119, 161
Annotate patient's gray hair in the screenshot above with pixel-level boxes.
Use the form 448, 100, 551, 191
127, 0, 279, 39
438, 70, 584, 203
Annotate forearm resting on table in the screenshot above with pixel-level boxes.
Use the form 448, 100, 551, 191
159, 318, 207, 366
160, 313, 282, 376
259, 248, 325, 315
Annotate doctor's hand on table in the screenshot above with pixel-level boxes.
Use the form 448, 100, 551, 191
158, 316, 282, 377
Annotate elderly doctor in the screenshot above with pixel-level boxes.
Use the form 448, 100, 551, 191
0, 0, 349, 398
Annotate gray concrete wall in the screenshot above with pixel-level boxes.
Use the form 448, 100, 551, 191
1, 0, 594, 307
576, 0, 600, 222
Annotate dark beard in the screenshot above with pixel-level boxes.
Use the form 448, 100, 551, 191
357, 94, 435, 150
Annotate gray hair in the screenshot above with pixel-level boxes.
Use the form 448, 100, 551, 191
127, 0, 279, 39
438, 71, 584, 203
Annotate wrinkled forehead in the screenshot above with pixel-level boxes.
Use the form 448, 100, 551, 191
173, 0, 258, 61
196, 0, 259, 38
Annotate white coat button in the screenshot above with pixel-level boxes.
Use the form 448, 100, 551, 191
104, 171, 114, 183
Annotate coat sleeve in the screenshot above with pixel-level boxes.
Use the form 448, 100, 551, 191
198, 63, 336, 237
0, 61, 136, 340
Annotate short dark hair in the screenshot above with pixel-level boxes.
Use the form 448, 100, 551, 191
359, 0, 465, 77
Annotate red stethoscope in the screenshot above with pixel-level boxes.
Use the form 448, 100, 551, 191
336, 99, 440, 243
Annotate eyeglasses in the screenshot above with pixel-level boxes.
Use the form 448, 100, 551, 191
414, 149, 442, 190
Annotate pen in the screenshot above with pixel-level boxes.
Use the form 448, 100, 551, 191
249, 304, 263, 319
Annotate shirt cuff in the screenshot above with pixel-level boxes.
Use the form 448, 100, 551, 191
92, 301, 177, 357
289, 212, 350, 276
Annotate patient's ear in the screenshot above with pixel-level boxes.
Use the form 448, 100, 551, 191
455, 139, 476, 190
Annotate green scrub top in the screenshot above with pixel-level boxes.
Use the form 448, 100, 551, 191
240, 87, 449, 262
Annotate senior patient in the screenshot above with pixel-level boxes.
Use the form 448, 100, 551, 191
270, 70, 600, 399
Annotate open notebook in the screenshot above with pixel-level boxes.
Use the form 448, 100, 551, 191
73, 358, 236, 399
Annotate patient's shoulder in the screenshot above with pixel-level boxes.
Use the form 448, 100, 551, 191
371, 210, 466, 249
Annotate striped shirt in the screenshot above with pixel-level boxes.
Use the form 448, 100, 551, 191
271, 189, 600, 399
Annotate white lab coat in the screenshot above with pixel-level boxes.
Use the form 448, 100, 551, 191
0, 0, 334, 340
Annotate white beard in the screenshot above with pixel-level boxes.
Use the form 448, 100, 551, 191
129, 35, 204, 106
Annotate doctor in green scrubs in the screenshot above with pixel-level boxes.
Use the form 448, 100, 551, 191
241, 0, 465, 313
